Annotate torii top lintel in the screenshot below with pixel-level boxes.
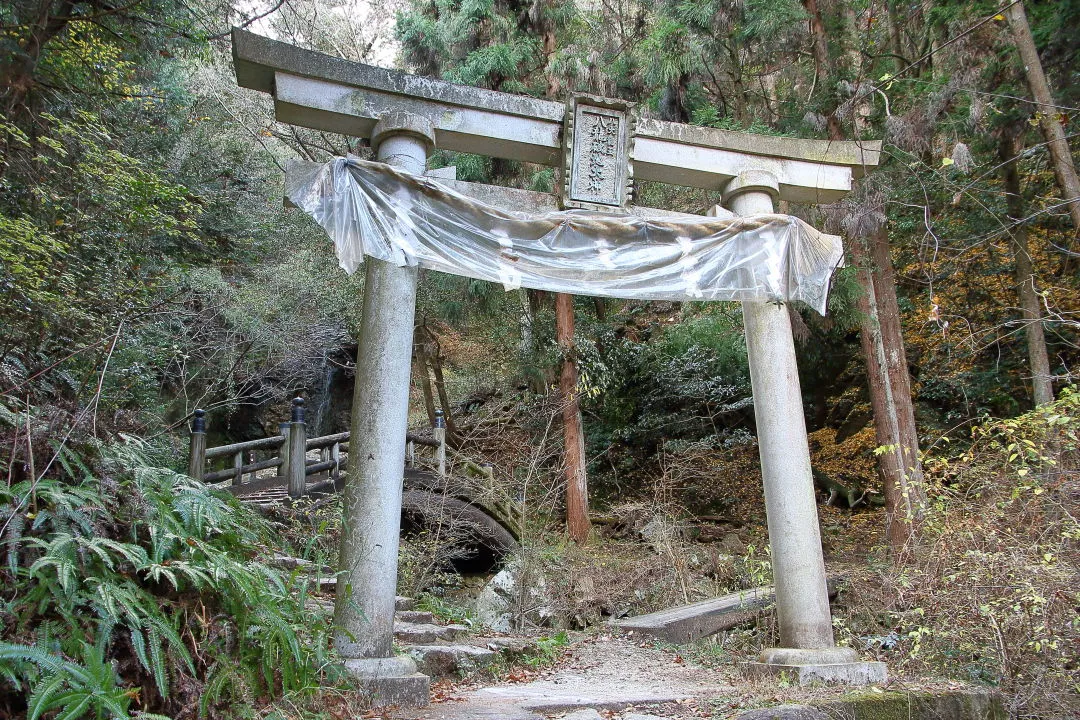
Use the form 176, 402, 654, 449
232, 28, 880, 205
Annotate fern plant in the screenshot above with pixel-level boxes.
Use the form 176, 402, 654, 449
0, 431, 339, 719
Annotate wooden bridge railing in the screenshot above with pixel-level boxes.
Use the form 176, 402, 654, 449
187, 397, 447, 499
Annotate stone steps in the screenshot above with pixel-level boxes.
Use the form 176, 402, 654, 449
302, 592, 533, 678
391, 597, 541, 678
395, 610, 435, 624
393, 621, 468, 645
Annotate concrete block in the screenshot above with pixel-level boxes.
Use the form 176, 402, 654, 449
342, 656, 430, 707
612, 587, 772, 643
611, 579, 841, 644
746, 660, 887, 686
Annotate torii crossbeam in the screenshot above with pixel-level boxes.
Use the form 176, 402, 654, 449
232, 28, 885, 704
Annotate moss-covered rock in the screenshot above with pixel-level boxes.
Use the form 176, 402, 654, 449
812, 689, 1005, 720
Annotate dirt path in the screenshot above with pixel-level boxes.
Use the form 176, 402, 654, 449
396, 634, 740, 720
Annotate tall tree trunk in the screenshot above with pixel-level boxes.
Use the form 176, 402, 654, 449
1000, 131, 1055, 405
887, 1, 906, 64
803, 0, 843, 137
807, 0, 925, 548
518, 288, 534, 358
415, 356, 438, 430
2, 0, 75, 117
849, 236, 922, 550
1006, 1, 1080, 241
428, 348, 459, 443
416, 323, 459, 442
868, 227, 927, 515
556, 292, 590, 543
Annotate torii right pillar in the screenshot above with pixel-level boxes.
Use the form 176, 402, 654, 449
723, 170, 887, 684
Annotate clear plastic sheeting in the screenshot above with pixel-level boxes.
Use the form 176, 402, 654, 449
285, 156, 845, 315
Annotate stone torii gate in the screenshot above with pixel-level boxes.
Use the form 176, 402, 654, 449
232, 29, 885, 703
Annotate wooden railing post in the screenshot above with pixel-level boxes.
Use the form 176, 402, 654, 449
330, 441, 341, 484
288, 397, 307, 498
279, 421, 291, 482
434, 409, 447, 478
232, 450, 244, 486
406, 439, 415, 468
188, 409, 206, 481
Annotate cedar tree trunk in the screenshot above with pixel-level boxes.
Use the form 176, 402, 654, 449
556, 292, 590, 543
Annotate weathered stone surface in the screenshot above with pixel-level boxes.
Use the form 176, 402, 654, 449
396, 596, 415, 611
331, 126, 426, 661
233, 29, 879, 202
480, 637, 537, 657
518, 691, 683, 714
406, 644, 498, 677
727, 183, 837, 649
746, 660, 887, 686
561, 710, 604, 720
395, 610, 435, 624
393, 621, 466, 645
466, 683, 685, 714
271, 553, 317, 570
473, 561, 554, 632
758, 647, 858, 665
612, 578, 846, 644
304, 597, 334, 614
342, 656, 430, 708
813, 689, 1006, 720
563, 94, 634, 211
717, 532, 746, 554
736, 705, 828, 720
437, 177, 715, 219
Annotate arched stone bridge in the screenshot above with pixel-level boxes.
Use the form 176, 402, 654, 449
186, 406, 521, 572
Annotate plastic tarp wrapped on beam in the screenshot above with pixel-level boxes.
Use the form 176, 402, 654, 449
285, 157, 845, 315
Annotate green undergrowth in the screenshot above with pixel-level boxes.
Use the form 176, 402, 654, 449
415, 593, 477, 627
0, 433, 343, 719
526, 630, 571, 667
867, 389, 1080, 718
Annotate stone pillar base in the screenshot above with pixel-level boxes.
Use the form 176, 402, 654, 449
747, 647, 887, 686
343, 656, 431, 707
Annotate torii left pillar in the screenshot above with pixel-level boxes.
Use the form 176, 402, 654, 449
333, 111, 432, 706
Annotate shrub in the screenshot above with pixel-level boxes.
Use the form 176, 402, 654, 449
879, 388, 1079, 718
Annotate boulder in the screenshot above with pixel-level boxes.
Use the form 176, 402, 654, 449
473, 560, 554, 631
405, 644, 497, 677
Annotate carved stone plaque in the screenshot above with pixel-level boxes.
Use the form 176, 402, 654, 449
562, 94, 635, 211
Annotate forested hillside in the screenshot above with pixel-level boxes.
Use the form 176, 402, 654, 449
1, 0, 1077, 718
